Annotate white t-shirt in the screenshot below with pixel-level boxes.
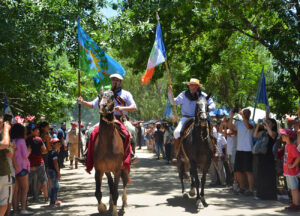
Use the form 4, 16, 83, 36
234, 120, 255, 152
212, 127, 218, 139
227, 129, 233, 155
216, 132, 227, 157
164, 130, 173, 144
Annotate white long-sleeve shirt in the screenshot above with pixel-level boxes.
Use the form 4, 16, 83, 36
168, 91, 216, 117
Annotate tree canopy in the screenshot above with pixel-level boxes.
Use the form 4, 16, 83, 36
1, 0, 299, 121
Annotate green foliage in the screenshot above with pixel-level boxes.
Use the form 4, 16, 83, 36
102, 0, 300, 116
1, 0, 300, 121
205, 32, 273, 109
122, 70, 169, 121
0, 0, 105, 121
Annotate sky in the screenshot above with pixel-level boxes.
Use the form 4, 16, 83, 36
101, 0, 119, 18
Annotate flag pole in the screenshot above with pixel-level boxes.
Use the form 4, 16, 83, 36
77, 17, 82, 161
156, 12, 178, 123
252, 66, 264, 121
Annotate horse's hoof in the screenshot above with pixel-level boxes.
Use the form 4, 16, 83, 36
183, 192, 189, 199
196, 199, 203, 210
189, 188, 196, 197
98, 202, 107, 213
112, 205, 118, 216
201, 197, 208, 207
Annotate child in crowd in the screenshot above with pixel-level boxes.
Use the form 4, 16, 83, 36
280, 128, 300, 211
48, 138, 62, 206
26, 124, 48, 202
11, 123, 32, 215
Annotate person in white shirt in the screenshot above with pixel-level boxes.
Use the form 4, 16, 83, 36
228, 109, 255, 196
168, 78, 216, 162
163, 124, 173, 164
209, 123, 227, 186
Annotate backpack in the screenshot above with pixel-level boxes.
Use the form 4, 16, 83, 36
252, 131, 269, 154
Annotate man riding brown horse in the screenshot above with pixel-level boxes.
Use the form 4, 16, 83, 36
77, 73, 137, 173
168, 78, 216, 162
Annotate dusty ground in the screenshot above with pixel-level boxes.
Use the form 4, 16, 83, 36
27, 147, 298, 216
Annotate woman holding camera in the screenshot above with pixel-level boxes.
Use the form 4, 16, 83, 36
253, 118, 278, 200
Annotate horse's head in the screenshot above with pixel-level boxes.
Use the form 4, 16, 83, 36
195, 95, 210, 126
98, 90, 115, 116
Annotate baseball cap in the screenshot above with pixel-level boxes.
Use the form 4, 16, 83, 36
110, 74, 123, 80
50, 138, 60, 144
279, 128, 296, 138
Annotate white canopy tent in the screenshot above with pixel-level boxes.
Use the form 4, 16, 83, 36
244, 106, 276, 122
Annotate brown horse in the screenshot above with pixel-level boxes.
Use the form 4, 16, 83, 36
178, 96, 214, 210
94, 90, 129, 216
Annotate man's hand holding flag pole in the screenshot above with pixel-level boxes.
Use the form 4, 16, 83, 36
141, 11, 178, 122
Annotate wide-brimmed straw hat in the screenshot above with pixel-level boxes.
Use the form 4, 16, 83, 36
186, 78, 202, 87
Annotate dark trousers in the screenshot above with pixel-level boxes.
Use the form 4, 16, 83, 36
165, 143, 172, 162
58, 147, 65, 168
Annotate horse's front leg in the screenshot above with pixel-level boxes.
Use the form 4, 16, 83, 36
121, 169, 129, 208
180, 174, 186, 197
111, 170, 122, 216
190, 162, 201, 209
200, 162, 211, 207
105, 172, 114, 212
95, 170, 106, 213
189, 170, 196, 197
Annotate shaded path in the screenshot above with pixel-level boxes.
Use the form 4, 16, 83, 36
28, 148, 298, 216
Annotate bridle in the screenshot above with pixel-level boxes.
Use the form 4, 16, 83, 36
98, 91, 116, 124
194, 98, 210, 140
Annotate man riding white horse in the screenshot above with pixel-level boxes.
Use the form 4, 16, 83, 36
77, 73, 137, 173
168, 78, 216, 162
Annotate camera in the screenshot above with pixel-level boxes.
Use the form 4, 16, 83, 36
259, 119, 264, 123
233, 107, 239, 113
3, 114, 12, 123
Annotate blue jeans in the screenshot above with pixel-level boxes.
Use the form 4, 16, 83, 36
155, 142, 165, 158
48, 169, 59, 204
29, 165, 48, 200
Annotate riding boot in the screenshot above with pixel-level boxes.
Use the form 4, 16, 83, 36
172, 138, 180, 163
75, 160, 78, 169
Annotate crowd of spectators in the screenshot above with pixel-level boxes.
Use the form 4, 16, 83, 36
0, 115, 87, 216
206, 108, 300, 211
135, 121, 174, 164
135, 107, 300, 212
1, 105, 300, 214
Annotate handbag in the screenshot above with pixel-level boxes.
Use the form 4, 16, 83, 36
252, 131, 269, 154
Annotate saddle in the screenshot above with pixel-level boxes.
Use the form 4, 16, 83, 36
114, 122, 126, 142
180, 117, 195, 137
